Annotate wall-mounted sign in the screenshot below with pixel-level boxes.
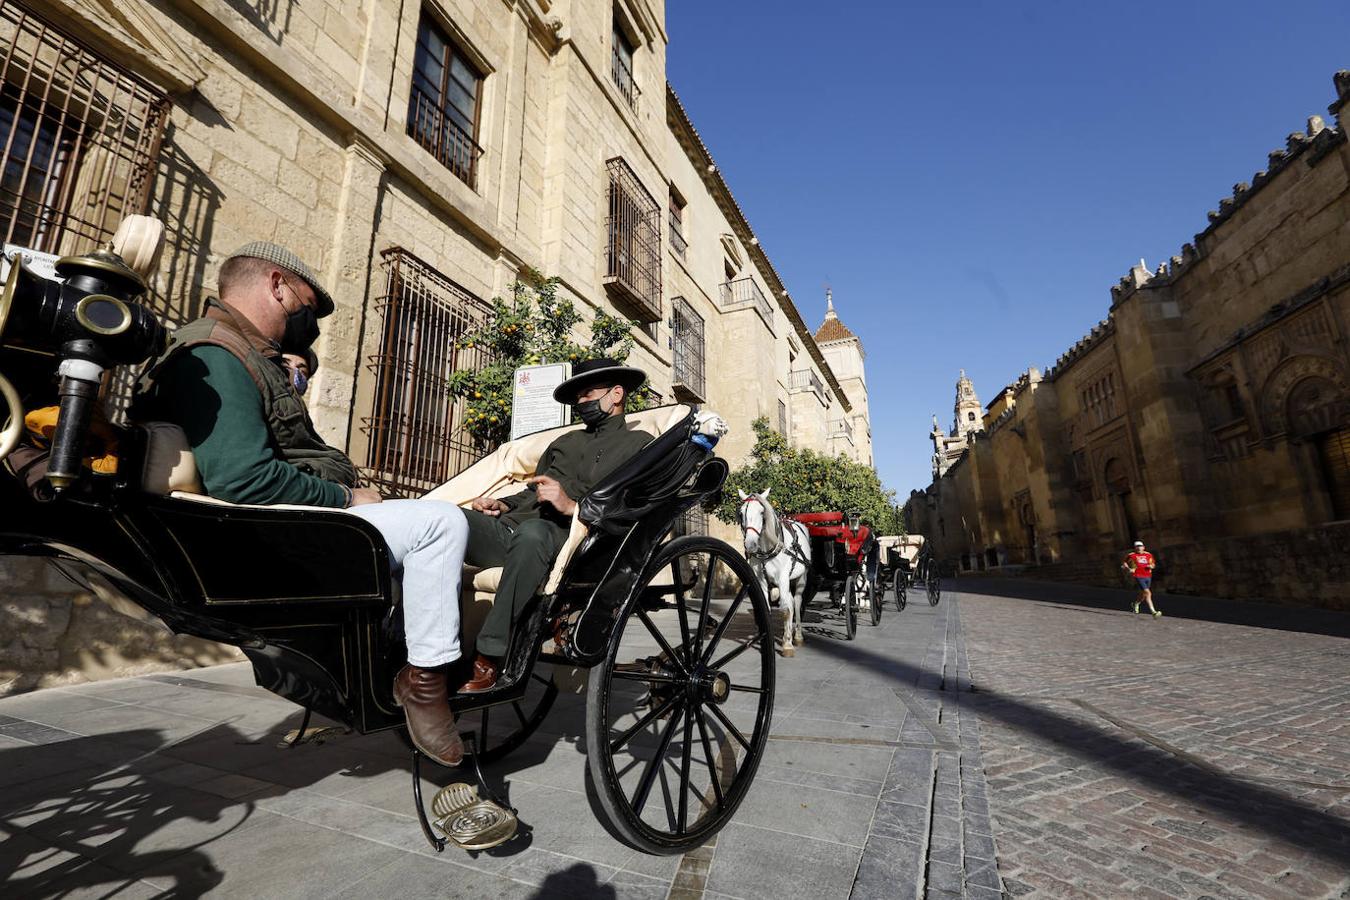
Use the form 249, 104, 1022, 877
510, 362, 572, 441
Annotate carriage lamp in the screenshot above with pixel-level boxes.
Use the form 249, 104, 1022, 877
847, 510, 862, 533
0, 249, 166, 489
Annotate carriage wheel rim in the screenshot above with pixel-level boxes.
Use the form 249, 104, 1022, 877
592, 538, 774, 848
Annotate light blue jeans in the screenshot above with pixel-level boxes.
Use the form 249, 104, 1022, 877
344, 499, 469, 668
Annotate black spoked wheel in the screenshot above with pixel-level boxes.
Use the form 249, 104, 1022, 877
867, 575, 882, 627
586, 536, 775, 854
927, 575, 941, 606
895, 577, 908, 612
843, 576, 857, 640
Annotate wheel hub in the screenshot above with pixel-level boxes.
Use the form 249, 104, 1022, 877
690, 669, 731, 706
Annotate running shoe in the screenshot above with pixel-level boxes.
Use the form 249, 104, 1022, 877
1131, 601, 1140, 614
1151, 610, 1163, 618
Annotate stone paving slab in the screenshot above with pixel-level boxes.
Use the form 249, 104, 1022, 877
0, 588, 999, 899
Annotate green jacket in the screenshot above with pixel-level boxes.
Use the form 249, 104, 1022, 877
134, 300, 356, 507
500, 412, 652, 529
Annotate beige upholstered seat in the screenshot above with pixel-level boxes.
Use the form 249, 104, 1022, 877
137, 405, 694, 644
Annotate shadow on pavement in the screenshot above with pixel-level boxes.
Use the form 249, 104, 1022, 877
529, 862, 618, 899
953, 576, 1350, 640
0, 704, 566, 895
0, 729, 250, 898
806, 604, 1350, 869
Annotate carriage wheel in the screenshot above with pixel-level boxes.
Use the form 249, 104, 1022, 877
867, 575, 882, 627
586, 536, 775, 854
895, 577, 908, 612
843, 575, 857, 640
927, 575, 941, 607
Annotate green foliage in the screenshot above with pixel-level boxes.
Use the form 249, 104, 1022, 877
448, 271, 653, 448
716, 417, 905, 534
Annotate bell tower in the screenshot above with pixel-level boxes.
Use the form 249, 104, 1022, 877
954, 370, 982, 438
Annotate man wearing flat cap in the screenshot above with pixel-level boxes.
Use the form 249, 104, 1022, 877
136, 242, 473, 769
455, 357, 652, 693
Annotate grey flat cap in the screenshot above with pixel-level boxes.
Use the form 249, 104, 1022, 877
227, 241, 334, 317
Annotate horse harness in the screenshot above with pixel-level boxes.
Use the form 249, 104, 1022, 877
741, 496, 810, 568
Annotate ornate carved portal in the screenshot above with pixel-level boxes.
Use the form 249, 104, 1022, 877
1286, 376, 1350, 439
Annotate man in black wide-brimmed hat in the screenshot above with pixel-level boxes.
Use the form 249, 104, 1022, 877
455, 358, 652, 692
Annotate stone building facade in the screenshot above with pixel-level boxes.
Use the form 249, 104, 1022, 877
907, 71, 1350, 609
0, 0, 868, 691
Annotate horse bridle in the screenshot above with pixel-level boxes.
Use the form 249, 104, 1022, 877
740, 496, 779, 561
741, 496, 809, 566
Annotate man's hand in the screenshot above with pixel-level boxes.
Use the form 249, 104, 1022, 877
472, 496, 509, 517
350, 487, 383, 506
528, 475, 576, 516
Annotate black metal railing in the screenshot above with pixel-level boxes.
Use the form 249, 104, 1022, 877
719, 275, 774, 329
669, 211, 687, 259
611, 43, 639, 110
407, 85, 483, 187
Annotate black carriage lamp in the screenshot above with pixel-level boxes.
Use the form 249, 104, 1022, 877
0, 242, 166, 490
847, 510, 862, 533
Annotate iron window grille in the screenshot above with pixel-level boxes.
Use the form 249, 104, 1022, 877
407, 13, 484, 188
603, 156, 661, 322
670, 296, 705, 402
361, 247, 496, 497
611, 22, 638, 111
0, 2, 168, 256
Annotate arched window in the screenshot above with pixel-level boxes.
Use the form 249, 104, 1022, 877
967, 411, 975, 422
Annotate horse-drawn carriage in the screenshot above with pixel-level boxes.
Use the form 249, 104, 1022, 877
0, 237, 776, 855
875, 534, 910, 611
790, 511, 880, 639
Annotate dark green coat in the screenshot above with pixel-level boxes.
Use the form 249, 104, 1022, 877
499, 412, 652, 529
134, 300, 356, 506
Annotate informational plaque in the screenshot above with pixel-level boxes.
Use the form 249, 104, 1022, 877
1, 244, 59, 281
510, 362, 572, 441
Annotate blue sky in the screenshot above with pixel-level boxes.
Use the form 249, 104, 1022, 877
666, 0, 1350, 499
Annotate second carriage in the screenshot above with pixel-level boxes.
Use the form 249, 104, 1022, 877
789, 511, 880, 638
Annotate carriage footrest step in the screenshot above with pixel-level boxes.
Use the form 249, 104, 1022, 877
430, 783, 518, 851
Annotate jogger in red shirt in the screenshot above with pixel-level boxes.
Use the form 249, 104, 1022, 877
1122, 540, 1161, 618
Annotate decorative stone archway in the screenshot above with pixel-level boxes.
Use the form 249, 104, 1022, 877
1260, 355, 1350, 437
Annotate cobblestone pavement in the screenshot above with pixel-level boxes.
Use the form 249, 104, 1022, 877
954, 577, 1350, 899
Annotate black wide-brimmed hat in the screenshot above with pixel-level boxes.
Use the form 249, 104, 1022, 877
552, 357, 647, 403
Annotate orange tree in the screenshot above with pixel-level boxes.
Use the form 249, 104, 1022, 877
449, 271, 652, 448
715, 417, 904, 534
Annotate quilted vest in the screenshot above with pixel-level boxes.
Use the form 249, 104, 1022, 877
135, 301, 357, 487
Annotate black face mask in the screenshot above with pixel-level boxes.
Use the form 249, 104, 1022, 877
281, 304, 319, 354
573, 390, 613, 427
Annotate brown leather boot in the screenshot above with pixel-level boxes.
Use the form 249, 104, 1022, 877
393, 664, 464, 766
455, 654, 500, 694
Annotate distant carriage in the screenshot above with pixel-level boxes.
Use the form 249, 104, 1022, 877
789, 512, 880, 638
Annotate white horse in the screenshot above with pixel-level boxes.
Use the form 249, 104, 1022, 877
737, 489, 811, 657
